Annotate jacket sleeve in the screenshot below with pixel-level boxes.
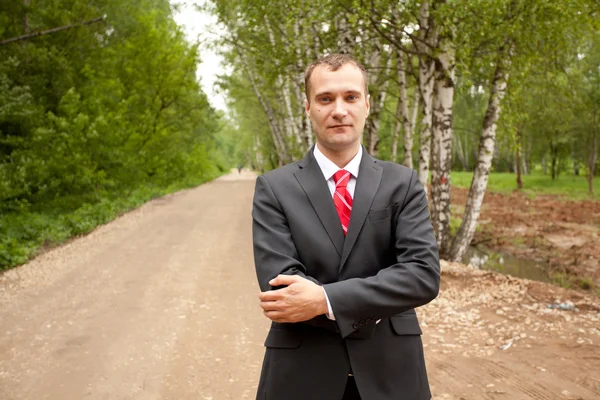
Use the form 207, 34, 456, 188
252, 174, 321, 291
253, 174, 343, 332
322, 170, 441, 338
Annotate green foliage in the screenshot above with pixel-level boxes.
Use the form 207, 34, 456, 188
0, 0, 233, 270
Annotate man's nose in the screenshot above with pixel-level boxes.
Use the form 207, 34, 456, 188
331, 99, 348, 118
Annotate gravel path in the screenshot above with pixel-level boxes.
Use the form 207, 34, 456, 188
1, 170, 598, 399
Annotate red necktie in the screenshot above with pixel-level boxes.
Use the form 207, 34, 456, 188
333, 170, 353, 235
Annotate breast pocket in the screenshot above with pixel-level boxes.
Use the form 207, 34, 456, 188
368, 206, 393, 221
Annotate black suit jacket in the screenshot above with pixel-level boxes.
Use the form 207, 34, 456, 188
252, 147, 440, 400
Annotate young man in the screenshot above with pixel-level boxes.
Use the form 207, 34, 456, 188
252, 54, 440, 400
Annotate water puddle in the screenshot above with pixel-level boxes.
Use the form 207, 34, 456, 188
462, 246, 551, 283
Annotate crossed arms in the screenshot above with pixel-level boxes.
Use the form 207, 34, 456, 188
252, 171, 440, 338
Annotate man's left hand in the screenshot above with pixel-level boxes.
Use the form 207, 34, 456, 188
259, 275, 328, 323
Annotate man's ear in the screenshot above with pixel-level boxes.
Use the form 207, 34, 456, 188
366, 93, 371, 115
304, 98, 310, 118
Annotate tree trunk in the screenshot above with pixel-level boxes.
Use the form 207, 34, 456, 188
430, 35, 455, 258
516, 125, 523, 189
550, 142, 558, 180
542, 156, 547, 175
522, 136, 530, 175
588, 119, 597, 195
293, 21, 313, 151
234, 43, 289, 165
450, 53, 511, 262
1, 17, 105, 46
409, 89, 419, 165
391, 96, 403, 164
254, 134, 264, 173
264, 16, 302, 149
397, 50, 415, 168
455, 135, 468, 171
365, 49, 393, 157
415, 0, 436, 193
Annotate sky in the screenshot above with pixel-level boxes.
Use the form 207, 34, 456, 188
171, 0, 228, 111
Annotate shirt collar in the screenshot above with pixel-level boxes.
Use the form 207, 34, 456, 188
313, 143, 362, 181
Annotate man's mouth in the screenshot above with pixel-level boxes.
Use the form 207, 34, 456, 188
328, 124, 351, 128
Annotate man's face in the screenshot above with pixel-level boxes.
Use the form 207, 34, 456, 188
305, 63, 370, 154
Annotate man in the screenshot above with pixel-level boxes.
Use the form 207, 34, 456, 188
251, 54, 440, 400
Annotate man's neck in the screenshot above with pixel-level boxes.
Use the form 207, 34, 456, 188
316, 143, 360, 168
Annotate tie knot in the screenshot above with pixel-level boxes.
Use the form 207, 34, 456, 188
333, 169, 351, 188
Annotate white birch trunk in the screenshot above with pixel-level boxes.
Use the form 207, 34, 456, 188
394, 50, 414, 167
234, 45, 289, 165
588, 117, 597, 195
264, 16, 301, 148
406, 88, 419, 167
364, 44, 392, 157
391, 98, 403, 163
455, 135, 468, 171
293, 21, 313, 151
417, 61, 435, 193
415, 0, 436, 194
430, 36, 455, 257
410, 89, 419, 135
449, 53, 511, 262
254, 133, 264, 172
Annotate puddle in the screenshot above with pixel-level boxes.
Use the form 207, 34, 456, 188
462, 246, 552, 283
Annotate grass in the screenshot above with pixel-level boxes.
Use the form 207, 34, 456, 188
451, 171, 599, 200
0, 172, 225, 271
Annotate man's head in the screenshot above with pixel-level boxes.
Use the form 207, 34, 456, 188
304, 54, 370, 156
304, 54, 368, 101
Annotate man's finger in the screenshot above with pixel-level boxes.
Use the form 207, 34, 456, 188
269, 274, 302, 287
260, 301, 281, 311
264, 310, 287, 321
259, 290, 285, 302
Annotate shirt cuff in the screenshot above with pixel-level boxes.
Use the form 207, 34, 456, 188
322, 287, 335, 320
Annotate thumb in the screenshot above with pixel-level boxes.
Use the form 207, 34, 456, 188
269, 274, 301, 286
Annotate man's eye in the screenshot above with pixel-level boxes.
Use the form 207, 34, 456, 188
320, 97, 332, 102
347, 95, 358, 101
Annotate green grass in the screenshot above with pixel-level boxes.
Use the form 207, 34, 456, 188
451, 171, 599, 200
0, 172, 225, 271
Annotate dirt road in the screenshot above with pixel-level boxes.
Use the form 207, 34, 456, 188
1, 171, 599, 399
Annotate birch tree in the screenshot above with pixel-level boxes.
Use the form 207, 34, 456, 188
449, 0, 597, 261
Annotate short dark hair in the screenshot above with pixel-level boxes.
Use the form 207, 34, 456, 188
304, 53, 368, 101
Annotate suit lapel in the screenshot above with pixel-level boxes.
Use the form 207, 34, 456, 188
340, 151, 383, 270
294, 149, 345, 257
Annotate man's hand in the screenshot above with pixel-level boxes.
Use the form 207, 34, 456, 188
259, 275, 328, 323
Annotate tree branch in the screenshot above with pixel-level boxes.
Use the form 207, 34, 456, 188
0, 16, 105, 46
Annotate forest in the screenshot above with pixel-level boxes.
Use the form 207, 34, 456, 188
1, 0, 599, 275
207, 0, 600, 263
0, 0, 235, 269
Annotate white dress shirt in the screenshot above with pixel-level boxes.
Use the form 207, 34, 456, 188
313, 144, 362, 321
